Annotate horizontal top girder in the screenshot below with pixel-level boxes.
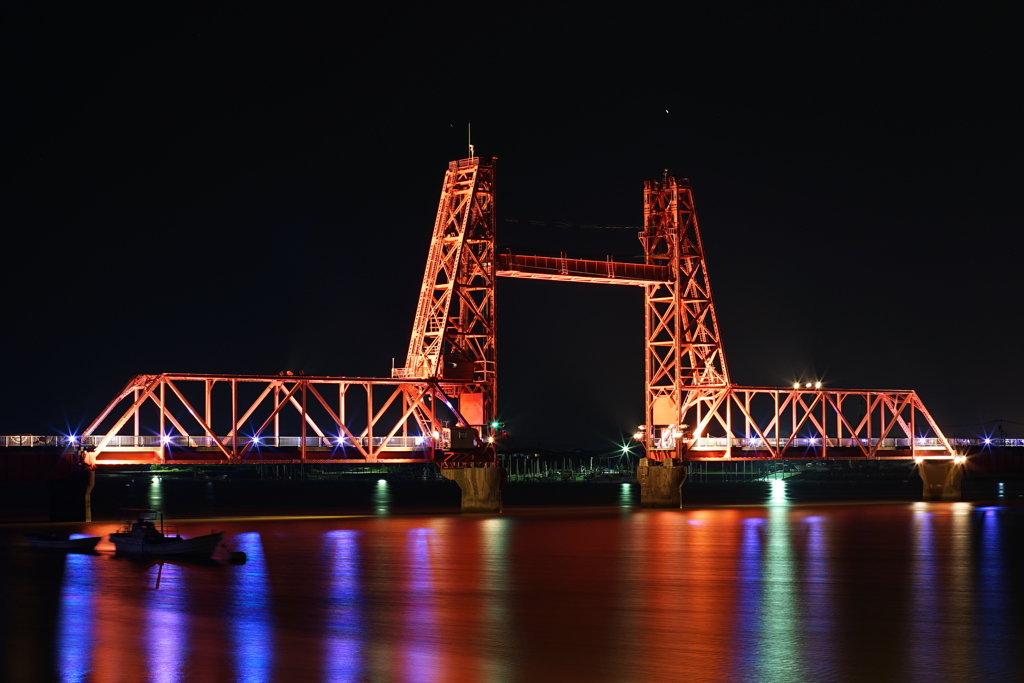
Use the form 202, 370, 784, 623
123, 373, 475, 385
496, 253, 669, 285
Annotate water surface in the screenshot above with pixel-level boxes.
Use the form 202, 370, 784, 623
3, 481, 1024, 682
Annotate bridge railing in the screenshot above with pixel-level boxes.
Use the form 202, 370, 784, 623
0, 434, 432, 450
684, 437, 957, 450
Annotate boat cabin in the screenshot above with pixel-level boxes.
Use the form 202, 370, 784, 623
116, 509, 180, 540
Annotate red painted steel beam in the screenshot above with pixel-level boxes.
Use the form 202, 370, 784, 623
496, 253, 669, 285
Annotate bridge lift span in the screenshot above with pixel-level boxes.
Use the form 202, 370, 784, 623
80, 155, 961, 509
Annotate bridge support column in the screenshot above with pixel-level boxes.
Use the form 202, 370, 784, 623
440, 466, 506, 513
637, 458, 687, 508
918, 459, 964, 501
47, 468, 95, 522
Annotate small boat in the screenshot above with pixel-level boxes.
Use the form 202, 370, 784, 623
27, 534, 101, 551
110, 509, 223, 558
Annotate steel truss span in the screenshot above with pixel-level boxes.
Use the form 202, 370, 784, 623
80, 373, 484, 466
660, 386, 952, 460
74, 155, 953, 466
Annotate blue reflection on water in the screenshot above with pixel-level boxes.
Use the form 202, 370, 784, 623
405, 527, 440, 683
734, 517, 764, 680
977, 508, 1010, 680
56, 552, 94, 682
324, 530, 363, 682
230, 533, 274, 683
147, 563, 188, 683
802, 515, 836, 681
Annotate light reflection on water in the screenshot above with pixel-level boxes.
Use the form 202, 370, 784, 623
374, 480, 391, 515
910, 503, 941, 680
229, 532, 274, 682
978, 508, 1012, 680
147, 562, 188, 683
404, 527, 440, 683
481, 517, 513, 683
56, 552, 94, 683
618, 482, 633, 508
148, 477, 163, 510
324, 530, 363, 682
29, 501, 1024, 682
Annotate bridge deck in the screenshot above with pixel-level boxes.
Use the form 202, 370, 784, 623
4, 435, 1021, 469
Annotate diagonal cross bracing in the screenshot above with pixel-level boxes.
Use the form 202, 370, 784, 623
80, 373, 476, 465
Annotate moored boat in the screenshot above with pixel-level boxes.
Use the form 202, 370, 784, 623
110, 509, 223, 558
27, 534, 101, 551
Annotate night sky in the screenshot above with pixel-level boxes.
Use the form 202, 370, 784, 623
3, 6, 1020, 450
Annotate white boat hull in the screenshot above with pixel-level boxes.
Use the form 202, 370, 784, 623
110, 532, 223, 558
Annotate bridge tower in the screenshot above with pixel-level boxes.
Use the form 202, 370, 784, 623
396, 155, 502, 508
640, 173, 728, 461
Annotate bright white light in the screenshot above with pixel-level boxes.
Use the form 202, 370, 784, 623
161, 435, 171, 445
377, 479, 387, 484
984, 438, 992, 445
633, 432, 643, 440
487, 436, 494, 443
67, 434, 77, 444
814, 381, 822, 389
336, 436, 345, 446
432, 430, 440, 439
914, 457, 924, 465
770, 479, 788, 505
953, 454, 967, 465
414, 436, 424, 445
793, 382, 801, 389
251, 437, 261, 445
805, 382, 812, 388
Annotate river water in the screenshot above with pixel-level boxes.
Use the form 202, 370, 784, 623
3, 478, 1024, 682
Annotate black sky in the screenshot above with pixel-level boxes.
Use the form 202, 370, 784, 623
2, 5, 1021, 449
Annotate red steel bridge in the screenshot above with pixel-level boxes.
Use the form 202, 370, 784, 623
4, 156, 961, 469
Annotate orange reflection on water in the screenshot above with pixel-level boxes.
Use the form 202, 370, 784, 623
619, 509, 744, 681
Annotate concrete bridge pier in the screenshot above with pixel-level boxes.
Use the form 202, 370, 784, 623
440, 465, 507, 513
47, 468, 96, 522
917, 459, 964, 501
637, 458, 688, 508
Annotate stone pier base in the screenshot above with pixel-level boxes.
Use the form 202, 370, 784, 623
637, 458, 688, 508
47, 468, 95, 522
440, 466, 507, 513
918, 460, 964, 501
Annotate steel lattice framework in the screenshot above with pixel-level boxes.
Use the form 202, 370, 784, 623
79, 373, 479, 466
495, 170, 954, 461
641, 174, 729, 450
397, 157, 497, 455
79, 156, 954, 466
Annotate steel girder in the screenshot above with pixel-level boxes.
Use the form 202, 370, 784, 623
649, 385, 954, 460
79, 373, 471, 466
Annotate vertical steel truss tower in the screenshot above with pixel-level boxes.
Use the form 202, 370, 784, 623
495, 170, 954, 461
397, 156, 498, 454
641, 173, 729, 456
